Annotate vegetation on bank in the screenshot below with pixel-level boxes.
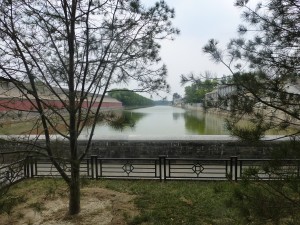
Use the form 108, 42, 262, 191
2, 178, 300, 224
108, 89, 155, 108
181, 76, 218, 104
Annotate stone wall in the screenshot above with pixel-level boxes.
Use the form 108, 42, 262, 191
78, 138, 276, 159
0, 135, 287, 159
182, 103, 205, 111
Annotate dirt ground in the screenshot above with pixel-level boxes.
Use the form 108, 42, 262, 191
0, 187, 139, 225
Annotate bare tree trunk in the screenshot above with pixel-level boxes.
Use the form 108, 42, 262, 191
68, 160, 80, 215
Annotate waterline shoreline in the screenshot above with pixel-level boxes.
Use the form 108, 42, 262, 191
0, 134, 290, 141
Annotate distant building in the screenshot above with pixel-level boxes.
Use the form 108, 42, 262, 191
205, 84, 236, 110
172, 97, 184, 107
172, 93, 183, 107
205, 79, 300, 117
0, 78, 122, 112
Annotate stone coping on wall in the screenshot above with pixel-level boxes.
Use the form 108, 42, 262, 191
0, 134, 290, 142
82, 135, 239, 141
88, 134, 291, 141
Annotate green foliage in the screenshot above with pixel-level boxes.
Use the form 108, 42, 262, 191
108, 89, 154, 107
228, 141, 300, 225
172, 92, 181, 100
0, 194, 26, 215
230, 180, 300, 225
184, 78, 218, 103
271, 138, 300, 160
203, 0, 300, 139
225, 116, 269, 142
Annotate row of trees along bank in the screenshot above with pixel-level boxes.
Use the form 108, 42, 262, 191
108, 89, 154, 108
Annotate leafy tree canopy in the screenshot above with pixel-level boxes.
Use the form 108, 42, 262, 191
172, 92, 181, 100
108, 89, 154, 107
181, 73, 218, 103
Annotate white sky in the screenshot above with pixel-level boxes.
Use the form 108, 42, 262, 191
139, 0, 259, 100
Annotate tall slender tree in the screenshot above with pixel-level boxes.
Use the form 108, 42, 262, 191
0, 0, 178, 214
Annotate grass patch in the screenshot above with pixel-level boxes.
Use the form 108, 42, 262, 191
0, 194, 26, 215
0, 179, 254, 224
28, 202, 46, 212
88, 179, 241, 225
0, 179, 67, 214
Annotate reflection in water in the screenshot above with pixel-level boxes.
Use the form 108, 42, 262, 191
172, 112, 183, 121
184, 112, 206, 134
184, 111, 229, 135
106, 110, 146, 131
88, 106, 230, 136
0, 106, 286, 136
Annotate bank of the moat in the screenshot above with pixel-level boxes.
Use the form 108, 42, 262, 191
1, 135, 290, 159
81, 135, 287, 159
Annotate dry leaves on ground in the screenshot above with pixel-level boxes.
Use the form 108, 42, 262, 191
0, 187, 139, 225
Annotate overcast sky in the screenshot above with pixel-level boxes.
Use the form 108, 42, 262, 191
139, 0, 259, 100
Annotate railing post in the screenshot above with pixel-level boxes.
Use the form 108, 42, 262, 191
91, 155, 97, 179
24, 156, 31, 178
95, 157, 99, 179
34, 159, 38, 176
24, 158, 27, 178
159, 155, 166, 182
234, 156, 238, 181
240, 160, 243, 179
230, 156, 238, 181
297, 160, 300, 178
99, 158, 102, 178
164, 157, 167, 181
87, 158, 90, 177
225, 160, 228, 178
29, 156, 34, 178
229, 157, 232, 180
24, 156, 34, 178
23, 163, 26, 178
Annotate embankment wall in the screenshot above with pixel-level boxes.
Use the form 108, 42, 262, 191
0, 135, 288, 159
77, 136, 283, 159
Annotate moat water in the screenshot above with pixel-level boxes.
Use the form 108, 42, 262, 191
0, 106, 288, 136
82, 105, 229, 137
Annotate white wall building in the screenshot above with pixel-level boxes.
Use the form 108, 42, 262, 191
205, 84, 236, 110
